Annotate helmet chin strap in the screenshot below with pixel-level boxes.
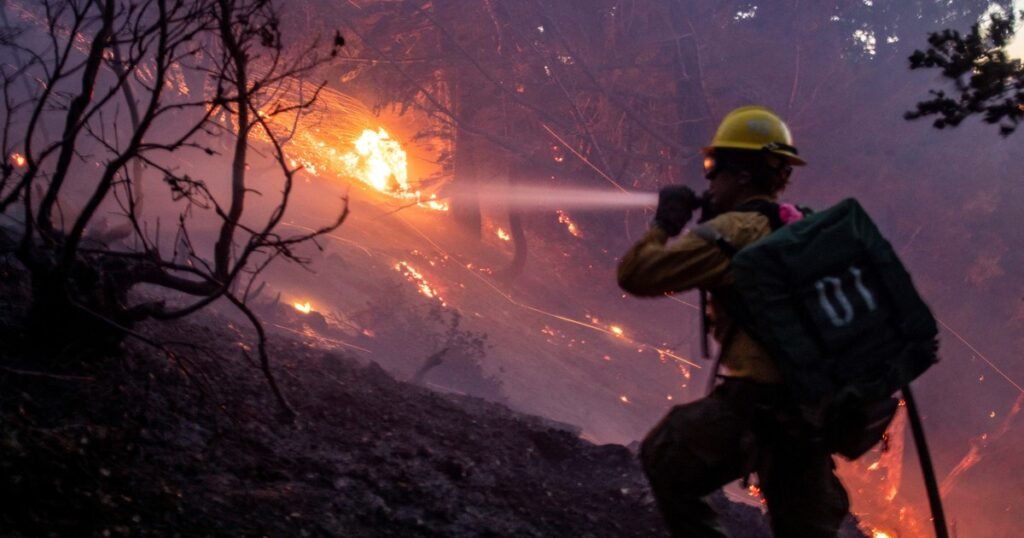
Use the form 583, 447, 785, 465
760, 149, 793, 192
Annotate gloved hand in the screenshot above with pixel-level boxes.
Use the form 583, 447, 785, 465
653, 185, 698, 236
696, 190, 717, 223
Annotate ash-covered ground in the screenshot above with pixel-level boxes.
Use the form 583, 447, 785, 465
0, 269, 870, 536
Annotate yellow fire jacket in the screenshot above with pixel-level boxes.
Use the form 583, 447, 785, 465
617, 197, 782, 383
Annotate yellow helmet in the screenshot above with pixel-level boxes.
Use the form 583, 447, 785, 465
703, 106, 806, 166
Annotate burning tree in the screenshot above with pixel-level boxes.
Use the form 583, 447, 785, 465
326, 0, 701, 280
0, 0, 346, 415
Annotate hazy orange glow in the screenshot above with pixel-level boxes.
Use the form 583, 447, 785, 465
872, 530, 894, 538
293, 301, 312, 314
10, 152, 26, 167
496, 228, 511, 241
609, 325, 624, 337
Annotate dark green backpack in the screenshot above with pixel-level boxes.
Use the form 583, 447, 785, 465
725, 198, 939, 406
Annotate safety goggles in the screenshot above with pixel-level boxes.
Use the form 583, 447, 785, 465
703, 155, 741, 180
704, 143, 799, 179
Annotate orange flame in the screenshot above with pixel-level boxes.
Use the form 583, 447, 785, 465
338, 128, 449, 211
940, 393, 1024, 497
395, 261, 446, 305
838, 406, 929, 538
293, 301, 312, 314
9, 152, 26, 168
496, 228, 511, 241
342, 128, 408, 193
243, 85, 449, 210
420, 195, 450, 211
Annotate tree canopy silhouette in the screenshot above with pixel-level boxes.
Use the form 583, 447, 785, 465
907, 10, 1024, 135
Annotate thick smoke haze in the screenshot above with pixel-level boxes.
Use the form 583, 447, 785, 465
4, 1, 1022, 536
282, 3, 1024, 534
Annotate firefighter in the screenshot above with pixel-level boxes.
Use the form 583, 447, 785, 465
617, 106, 850, 537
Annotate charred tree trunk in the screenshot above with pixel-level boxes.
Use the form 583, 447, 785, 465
498, 210, 527, 282
438, 0, 484, 240
497, 91, 528, 282
450, 96, 483, 239
25, 252, 144, 354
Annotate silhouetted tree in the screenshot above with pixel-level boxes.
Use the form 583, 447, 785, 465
907, 10, 1024, 135
0, 0, 346, 416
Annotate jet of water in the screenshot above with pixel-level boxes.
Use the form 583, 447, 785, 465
443, 184, 658, 211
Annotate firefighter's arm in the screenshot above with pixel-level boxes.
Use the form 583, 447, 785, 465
616, 225, 730, 296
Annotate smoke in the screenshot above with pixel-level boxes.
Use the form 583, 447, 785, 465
7, 0, 1023, 535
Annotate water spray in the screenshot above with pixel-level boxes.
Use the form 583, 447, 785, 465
441, 185, 658, 211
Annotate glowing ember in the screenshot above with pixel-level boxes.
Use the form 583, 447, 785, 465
583, 314, 630, 340
9, 152, 26, 167
619, 395, 630, 403
419, 194, 450, 211
293, 301, 312, 314
556, 209, 582, 237
395, 261, 445, 305
289, 157, 318, 175
747, 484, 761, 497
872, 530, 894, 538
551, 144, 565, 162
496, 228, 511, 241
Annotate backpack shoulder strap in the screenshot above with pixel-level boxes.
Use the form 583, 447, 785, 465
693, 223, 738, 258
734, 199, 784, 231
692, 200, 784, 257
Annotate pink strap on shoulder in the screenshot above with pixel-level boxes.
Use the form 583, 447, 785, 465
778, 203, 804, 225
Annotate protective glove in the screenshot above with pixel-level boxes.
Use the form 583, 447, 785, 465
653, 185, 698, 236
696, 190, 717, 223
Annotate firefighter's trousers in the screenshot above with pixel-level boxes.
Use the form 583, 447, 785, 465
640, 379, 849, 538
